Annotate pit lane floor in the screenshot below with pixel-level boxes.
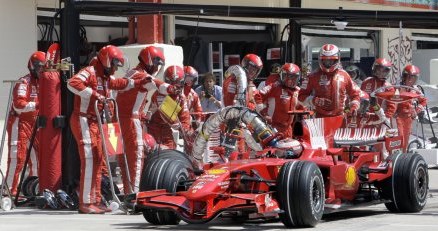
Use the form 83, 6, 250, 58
1, 168, 438, 231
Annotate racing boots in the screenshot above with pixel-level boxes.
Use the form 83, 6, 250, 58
78, 204, 105, 214
95, 202, 112, 212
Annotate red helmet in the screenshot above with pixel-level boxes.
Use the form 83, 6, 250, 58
241, 54, 263, 80
280, 63, 301, 88
402, 64, 420, 86
319, 44, 341, 73
89, 56, 98, 66
97, 45, 125, 75
28, 51, 46, 75
164, 65, 185, 87
372, 58, 392, 80
183, 66, 198, 87
138, 46, 165, 74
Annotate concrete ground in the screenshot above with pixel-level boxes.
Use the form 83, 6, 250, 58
1, 168, 438, 231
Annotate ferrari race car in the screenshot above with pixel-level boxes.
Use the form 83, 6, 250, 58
132, 86, 429, 228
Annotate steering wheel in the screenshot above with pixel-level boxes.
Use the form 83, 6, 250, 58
371, 85, 424, 104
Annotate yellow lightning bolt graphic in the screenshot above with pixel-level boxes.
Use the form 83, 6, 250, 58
107, 123, 118, 152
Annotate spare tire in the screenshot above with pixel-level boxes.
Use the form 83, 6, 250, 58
22, 176, 38, 197
140, 158, 192, 225
29, 177, 40, 197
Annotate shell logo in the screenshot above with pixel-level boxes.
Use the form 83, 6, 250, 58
207, 169, 227, 175
345, 166, 356, 187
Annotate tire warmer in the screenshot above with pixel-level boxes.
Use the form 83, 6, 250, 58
38, 71, 62, 192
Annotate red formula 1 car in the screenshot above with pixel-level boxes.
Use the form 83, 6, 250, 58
132, 86, 428, 228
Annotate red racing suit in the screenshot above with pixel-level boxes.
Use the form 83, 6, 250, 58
115, 66, 171, 194
258, 73, 281, 95
183, 85, 203, 125
257, 73, 281, 112
5, 74, 39, 195
257, 85, 302, 138
298, 69, 361, 118
68, 64, 144, 206
360, 77, 397, 119
146, 92, 192, 150
394, 86, 427, 152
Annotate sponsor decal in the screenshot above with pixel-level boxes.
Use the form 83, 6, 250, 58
218, 181, 229, 189
390, 140, 402, 147
207, 169, 227, 175
319, 75, 329, 86
192, 182, 206, 190
345, 166, 356, 187
17, 84, 27, 96
30, 86, 38, 97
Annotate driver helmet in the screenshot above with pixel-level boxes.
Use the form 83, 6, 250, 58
241, 54, 263, 81
275, 138, 303, 158
319, 44, 341, 73
401, 64, 420, 87
280, 63, 301, 89
372, 58, 392, 80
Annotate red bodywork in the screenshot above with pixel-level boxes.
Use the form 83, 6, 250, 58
135, 113, 404, 222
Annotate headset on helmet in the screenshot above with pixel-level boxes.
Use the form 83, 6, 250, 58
319, 44, 340, 73
280, 63, 301, 89
138, 46, 165, 74
28, 51, 46, 76
372, 58, 392, 80
97, 45, 125, 75
184, 66, 198, 86
402, 64, 420, 86
164, 65, 184, 86
241, 54, 263, 80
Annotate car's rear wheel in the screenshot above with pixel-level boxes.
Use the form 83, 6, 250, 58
382, 153, 428, 212
140, 150, 193, 225
276, 161, 324, 228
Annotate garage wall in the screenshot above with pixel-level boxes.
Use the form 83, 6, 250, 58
0, 0, 38, 173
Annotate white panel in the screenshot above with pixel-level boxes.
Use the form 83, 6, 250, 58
0, 0, 38, 172
413, 50, 438, 85
115, 43, 184, 114
430, 59, 438, 85
115, 43, 184, 80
